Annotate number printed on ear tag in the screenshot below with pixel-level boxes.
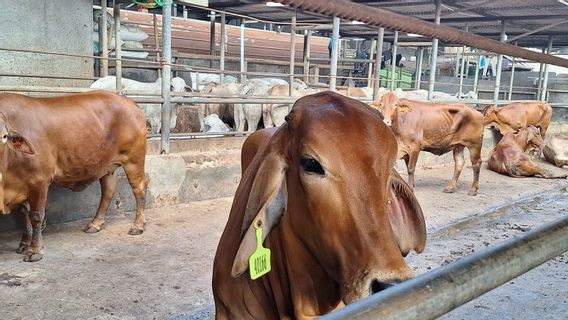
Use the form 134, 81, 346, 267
249, 227, 271, 280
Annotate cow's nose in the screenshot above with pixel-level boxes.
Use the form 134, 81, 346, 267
370, 279, 396, 294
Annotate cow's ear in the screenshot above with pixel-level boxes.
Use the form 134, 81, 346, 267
6, 130, 35, 155
387, 169, 426, 256
231, 140, 288, 278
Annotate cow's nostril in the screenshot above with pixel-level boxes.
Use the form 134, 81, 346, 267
370, 279, 395, 294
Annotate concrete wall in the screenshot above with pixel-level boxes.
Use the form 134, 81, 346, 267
0, 0, 93, 87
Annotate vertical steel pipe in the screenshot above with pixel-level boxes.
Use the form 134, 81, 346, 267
209, 11, 216, 68
153, 14, 162, 78
303, 30, 312, 84
183, 6, 188, 19
508, 56, 516, 100
220, 12, 226, 85
113, 0, 122, 92
428, 0, 442, 100
160, 0, 172, 154
240, 22, 246, 81
329, 17, 340, 91
541, 36, 553, 101
493, 21, 506, 102
367, 40, 376, 88
473, 54, 481, 95
458, 23, 469, 98
415, 48, 424, 90
372, 28, 384, 99
289, 16, 297, 96
100, 0, 108, 77
389, 31, 398, 90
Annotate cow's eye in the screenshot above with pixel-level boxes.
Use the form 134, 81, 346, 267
301, 156, 325, 175
1, 134, 7, 144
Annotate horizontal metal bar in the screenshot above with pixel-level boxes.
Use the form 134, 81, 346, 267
322, 215, 568, 320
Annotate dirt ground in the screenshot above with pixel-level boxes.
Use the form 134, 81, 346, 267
0, 162, 567, 320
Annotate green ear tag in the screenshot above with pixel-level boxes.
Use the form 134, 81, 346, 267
249, 226, 271, 280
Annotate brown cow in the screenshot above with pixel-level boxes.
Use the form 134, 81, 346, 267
483, 102, 552, 138
543, 134, 568, 167
372, 91, 484, 195
0, 91, 147, 262
488, 126, 567, 179
213, 92, 426, 319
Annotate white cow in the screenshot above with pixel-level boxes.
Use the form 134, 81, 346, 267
189, 72, 238, 91
198, 82, 241, 131
90, 76, 190, 134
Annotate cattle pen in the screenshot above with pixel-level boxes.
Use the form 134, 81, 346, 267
1, 1, 568, 319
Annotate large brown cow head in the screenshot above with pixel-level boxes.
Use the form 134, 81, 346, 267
370, 91, 403, 126
0, 115, 35, 214
231, 92, 426, 304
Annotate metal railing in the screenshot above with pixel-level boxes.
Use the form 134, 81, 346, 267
322, 215, 568, 320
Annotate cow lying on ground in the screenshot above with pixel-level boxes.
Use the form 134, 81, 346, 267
0, 92, 148, 262
543, 134, 568, 167
90, 76, 191, 134
483, 102, 552, 138
213, 92, 426, 319
488, 126, 566, 179
372, 91, 484, 195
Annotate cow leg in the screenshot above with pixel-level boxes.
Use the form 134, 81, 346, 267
468, 146, 482, 196
123, 163, 147, 235
235, 104, 246, 132
23, 186, 48, 262
444, 147, 465, 194
84, 172, 118, 233
262, 104, 273, 128
17, 205, 32, 254
405, 150, 420, 188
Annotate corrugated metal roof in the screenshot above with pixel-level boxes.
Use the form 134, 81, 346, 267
190, 0, 568, 48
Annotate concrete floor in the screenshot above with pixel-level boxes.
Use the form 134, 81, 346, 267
0, 163, 567, 320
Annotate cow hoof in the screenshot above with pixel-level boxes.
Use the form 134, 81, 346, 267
84, 224, 103, 233
23, 252, 43, 262
128, 227, 144, 235
443, 188, 456, 193
16, 244, 29, 254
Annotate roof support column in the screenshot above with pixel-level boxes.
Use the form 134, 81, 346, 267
541, 36, 554, 101
160, 0, 172, 154
303, 30, 311, 84
220, 12, 226, 85
329, 17, 340, 91
390, 31, 399, 90
289, 15, 296, 96
209, 11, 216, 68
415, 47, 424, 90
493, 21, 506, 102
428, 0, 442, 100
372, 27, 384, 99
240, 22, 246, 82
113, 0, 122, 92
458, 23, 469, 98
100, 0, 108, 77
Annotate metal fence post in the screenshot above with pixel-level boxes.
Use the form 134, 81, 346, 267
428, 0, 441, 100
289, 16, 296, 96
541, 36, 553, 101
113, 0, 122, 92
100, 0, 108, 77
329, 17, 340, 91
372, 28, 384, 99
493, 21, 506, 102
220, 12, 226, 85
160, 0, 172, 154
389, 31, 398, 90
